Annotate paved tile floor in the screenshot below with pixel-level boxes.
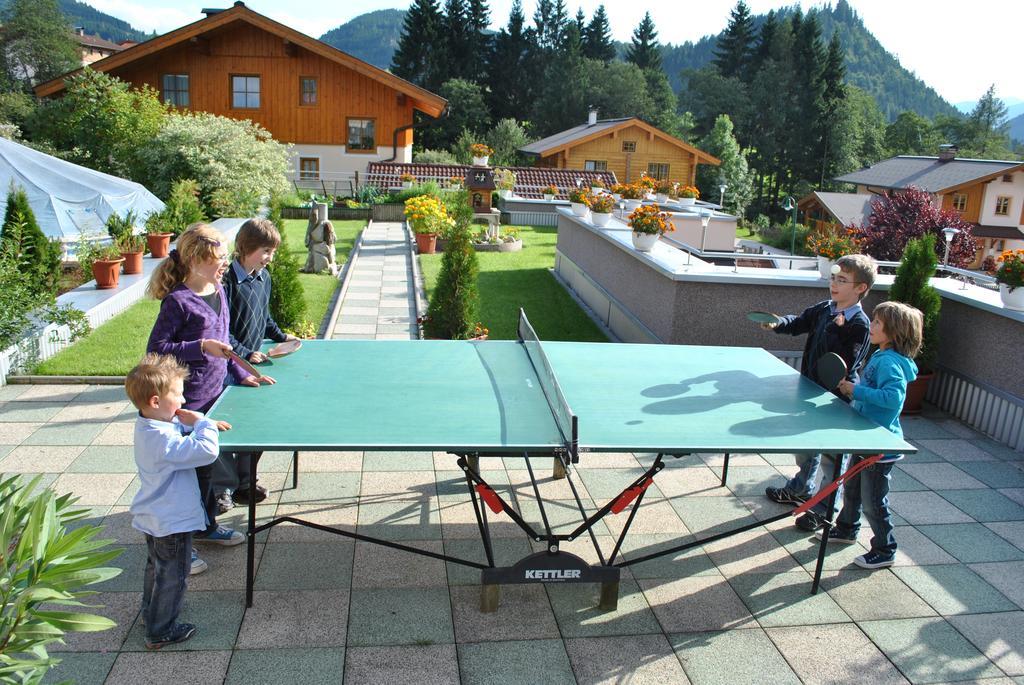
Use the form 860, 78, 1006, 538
4, 220, 1024, 683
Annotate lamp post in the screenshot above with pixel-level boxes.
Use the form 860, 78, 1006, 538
782, 196, 797, 267
718, 183, 728, 209
942, 227, 960, 270
699, 208, 712, 256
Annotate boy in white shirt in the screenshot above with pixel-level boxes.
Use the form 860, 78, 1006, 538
126, 353, 222, 650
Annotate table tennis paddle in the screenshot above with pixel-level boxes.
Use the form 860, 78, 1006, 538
227, 350, 262, 379
747, 311, 782, 325
816, 352, 847, 390
268, 339, 302, 358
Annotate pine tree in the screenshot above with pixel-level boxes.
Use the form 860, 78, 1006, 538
391, 0, 444, 90
626, 12, 661, 71
967, 85, 1011, 158
713, 1, 754, 80
817, 32, 847, 184
0, 0, 80, 92
751, 10, 779, 69
582, 5, 615, 62
697, 115, 754, 218
423, 223, 480, 340
532, 21, 588, 135
0, 184, 60, 296
465, 0, 492, 82
788, 9, 826, 188
442, 0, 471, 80
486, 0, 534, 120
889, 234, 941, 372
532, 0, 565, 52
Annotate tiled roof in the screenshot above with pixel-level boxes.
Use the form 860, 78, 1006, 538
973, 224, 1024, 240
801, 191, 875, 227
519, 118, 633, 155
365, 162, 617, 199
834, 156, 1023, 193
75, 33, 125, 51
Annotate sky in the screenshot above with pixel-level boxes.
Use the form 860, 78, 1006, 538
88, 0, 1021, 106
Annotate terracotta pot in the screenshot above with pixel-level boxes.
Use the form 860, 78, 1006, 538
901, 372, 934, 415
92, 257, 125, 290
415, 232, 437, 254
121, 250, 143, 274
147, 233, 172, 258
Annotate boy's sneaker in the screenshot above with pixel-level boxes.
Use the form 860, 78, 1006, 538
795, 511, 825, 531
814, 528, 857, 545
216, 490, 235, 514
190, 548, 208, 575
194, 526, 244, 546
145, 622, 196, 650
854, 551, 895, 569
765, 487, 807, 506
234, 484, 268, 504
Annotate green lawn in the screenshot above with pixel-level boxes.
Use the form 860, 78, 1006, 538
736, 224, 766, 244
33, 219, 363, 376
418, 225, 607, 342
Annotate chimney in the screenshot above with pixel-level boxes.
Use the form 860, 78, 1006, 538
73, 26, 85, 36
201, 7, 226, 17
587, 108, 598, 126
938, 144, 958, 163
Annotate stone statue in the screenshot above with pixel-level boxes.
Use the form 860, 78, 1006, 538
302, 203, 337, 276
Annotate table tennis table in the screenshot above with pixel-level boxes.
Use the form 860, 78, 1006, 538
211, 310, 914, 612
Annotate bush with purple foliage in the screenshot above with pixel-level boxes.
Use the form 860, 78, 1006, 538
857, 187, 976, 268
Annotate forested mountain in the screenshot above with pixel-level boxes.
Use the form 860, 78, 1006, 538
0, 0, 151, 43
1009, 114, 1024, 144
319, 9, 407, 69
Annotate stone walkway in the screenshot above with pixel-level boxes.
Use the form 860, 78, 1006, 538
3, 220, 1024, 684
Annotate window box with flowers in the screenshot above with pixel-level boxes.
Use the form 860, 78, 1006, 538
628, 204, 672, 252
541, 184, 559, 201
494, 168, 516, 198
470, 143, 493, 166
590, 193, 616, 227
677, 185, 699, 206
806, 225, 862, 278
991, 249, 1024, 310
400, 172, 417, 189
404, 194, 452, 254
568, 188, 592, 217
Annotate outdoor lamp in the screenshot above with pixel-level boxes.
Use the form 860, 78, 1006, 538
781, 196, 798, 260
942, 227, 960, 269
699, 208, 712, 256
617, 200, 625, 220
719, 183, 728, 207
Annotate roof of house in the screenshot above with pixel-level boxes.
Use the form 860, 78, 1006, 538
519, 117, 720, 166
34, 2, 446, 117
365, 162, 617, 199
798, 191, 875, 227
74, 32, 125, 52
973, 224, 1024, 240
834, 156, 1024, 193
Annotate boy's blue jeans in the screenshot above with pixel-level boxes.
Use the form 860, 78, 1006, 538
785, 453, 847, 518
835, 457, 896, 558
141, 531, 192, 641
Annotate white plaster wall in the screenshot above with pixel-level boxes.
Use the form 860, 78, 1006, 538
289, 144, 412, 178
979, 170, 1024, 227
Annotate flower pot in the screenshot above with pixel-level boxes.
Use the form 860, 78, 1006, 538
656, 193, 669, 203
543, 194, 555, 201
678, 197, 696, 206
497, 238, 523, 253
146, 232, 172, 258
817, 255, 836, 278
610, 193, 621, 202
623, 199, 642, 212
415, 232, 437, 254
121, 250, 143, 275
91, 257, 125, 289
631, 232, 660, 252
901, 372, 934, 415
591, 212, 612, 227
999, 284, 1024, 311
570, 202, 589, 217
472, 156, 489, 166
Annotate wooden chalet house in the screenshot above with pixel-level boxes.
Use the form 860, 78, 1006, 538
797, 192, 875, 234
834, 146, 1024, 266
35, 2, 447, 192
519, 111, 719, 185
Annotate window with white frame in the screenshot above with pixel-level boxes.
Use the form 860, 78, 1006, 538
995, 196, 1011, 216
621, 141, 636, 153
584, 160, 607, 171
347, 119, 375, 151
952, 193, 967, 212
299, 158, 319, 180
647, 163, 670, 180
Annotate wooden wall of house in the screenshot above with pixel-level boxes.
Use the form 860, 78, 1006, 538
939, 182, 985, 223
113, 23, 414, 147
557, 125, 698, 184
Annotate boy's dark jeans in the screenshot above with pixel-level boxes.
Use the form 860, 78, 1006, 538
211, 451, 261, 493
835, 457, 897, 557
196, 464, 219, 534
141, 531, 192, 641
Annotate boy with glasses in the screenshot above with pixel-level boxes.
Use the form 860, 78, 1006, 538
760, 254, 877, 530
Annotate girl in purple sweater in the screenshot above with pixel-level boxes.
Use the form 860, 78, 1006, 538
146, 223, 274, 554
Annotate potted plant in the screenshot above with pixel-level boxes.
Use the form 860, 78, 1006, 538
677, 185, 700, 206
541, 184, 558, 201
448, 175, 464, 190
655, 180, 675, 203
498, 226, 522, 252
494, 168, 516, 199
470, 143, 493, 166
400, 172, 417, 189
590, 193, 616, 227
990, 249, 1024, 310
589, 178, 605, 191
610, 183, 629, 201
568, 188, 592, 217
91, 243, 125, 289
144, 211, 173, 258
806, 225, 862, 278
619, 183, 645, 211
889, 234, 941, 414
636, 174, 657, 198
628, 204, 672, 252
404, 194, 451, 254
116, 232, 146, 274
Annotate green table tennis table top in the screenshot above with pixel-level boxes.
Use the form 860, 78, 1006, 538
210, 339, 915, 456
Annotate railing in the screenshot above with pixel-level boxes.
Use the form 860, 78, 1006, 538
288, 171, 361, 197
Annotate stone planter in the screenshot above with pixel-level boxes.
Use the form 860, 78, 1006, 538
570, 202, 589, 217
92, 257, 125, 289
591, 212, 612, 227
817, 256, 836, 279
121, 251, 143, 275
473, 239, 523, 253
146, 232, 172, 258
1000, 284, 1024, 311
631, 232, 660, 252
415, 232, 437, 254
472, 156, 489, 166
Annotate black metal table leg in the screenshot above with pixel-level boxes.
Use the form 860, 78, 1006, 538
811, 454, 843, 594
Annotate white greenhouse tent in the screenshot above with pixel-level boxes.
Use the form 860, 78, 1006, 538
0, 136, 164, 252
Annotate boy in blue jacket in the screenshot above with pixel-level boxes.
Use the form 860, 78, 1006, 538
818, 300, 923, 569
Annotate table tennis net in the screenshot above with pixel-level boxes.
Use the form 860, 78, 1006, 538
518, 310, 578, 451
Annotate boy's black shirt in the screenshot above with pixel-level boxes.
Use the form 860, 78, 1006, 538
774, 299, 871, 397
222, 262, 287, 358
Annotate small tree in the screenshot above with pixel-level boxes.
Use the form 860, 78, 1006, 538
889, 234, 941, 372
858, 187, 975, 267
1, 185, 61, 296
423, 223, 480, 339
145, 179, 206, 237
267, 236, 306, 333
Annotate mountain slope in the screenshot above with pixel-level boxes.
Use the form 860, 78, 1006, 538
319, 9, 406, 70
0, 0, 151, 43
1009, 113, 1024, 144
